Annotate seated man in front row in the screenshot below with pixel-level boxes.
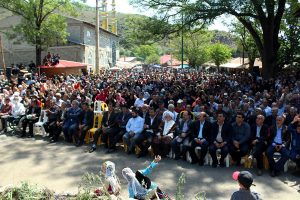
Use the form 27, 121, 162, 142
89, 102, 118, 153
171, 111, 193, 160
208, 112, 231, 168
21, 99, 41, 138
267, 115, 291, 177
123, 107, 144, 154
289, 115, 300, 169
136, 107, 161, 158
62, 100, 81, 142
189, 112, 211, 166
229, 112, 251, 166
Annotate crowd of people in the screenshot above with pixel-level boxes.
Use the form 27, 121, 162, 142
0, 67, 300, 181
42, 52, 60, 66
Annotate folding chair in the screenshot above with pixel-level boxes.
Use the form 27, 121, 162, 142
84, 113, 103, 144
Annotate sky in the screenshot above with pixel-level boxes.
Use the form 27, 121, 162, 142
85, 0, 231, 31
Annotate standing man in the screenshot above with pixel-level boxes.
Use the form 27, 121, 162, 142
208, 112, 231, 168
266, 115, 291, 177
189, 112, 211, 166
250, 114, 269, 175
229, 112, 251, 166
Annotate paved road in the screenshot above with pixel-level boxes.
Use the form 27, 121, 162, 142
0, 134, 299, 199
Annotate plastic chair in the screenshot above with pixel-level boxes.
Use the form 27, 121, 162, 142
34, 110, 48, 136
208, 149, 230, 167
84, 113, 103, 144
93, 101, 108, 114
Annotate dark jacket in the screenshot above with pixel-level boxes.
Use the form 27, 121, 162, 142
101, 110, 118, 128
65, 107, 81, 125
189, 120, 211, 141
209, 122, 231, 144
268, 125, 291, 147
144, 114, 161, 134
250, 124, 268, 142
26, 106, 41, 119
117, 111, 132, 128
80, 109, 94, 128
175, 119, 193, 138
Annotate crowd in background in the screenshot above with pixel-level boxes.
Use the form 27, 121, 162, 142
0, 67, 300, 178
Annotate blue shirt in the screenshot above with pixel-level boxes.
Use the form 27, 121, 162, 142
198, 121, 205, 138
256, 126, 262, 138
126, 116, 144, 135
274, 127, 283, 145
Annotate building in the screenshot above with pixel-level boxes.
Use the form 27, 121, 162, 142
0, 15, 119, 70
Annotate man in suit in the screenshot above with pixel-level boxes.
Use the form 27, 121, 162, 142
44, 100, 59, 139
171, 111, 193, 160
107, 104, 132, 153
89, 102, 118, 153
75, 102, 94, 147
21, 99, 41, 138
229, 112, 251, 166
266, 115, 291, 177
49, 101, 67, 143
208, 112, 231, 167
62, 100, 81, 142
189, 112, 211, 166
250, 114, 269, 175
136, 107, 161, 158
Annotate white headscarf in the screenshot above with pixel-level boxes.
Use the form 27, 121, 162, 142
122, 167, 147, 199
162, 111, 175, 136
102, 161, 120, 194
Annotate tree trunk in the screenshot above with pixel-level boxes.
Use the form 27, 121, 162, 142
249, 58, 255, 72
36, 44, 42, 67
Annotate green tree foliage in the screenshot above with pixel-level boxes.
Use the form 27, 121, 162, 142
277, 0, 300, 69
133, 44, 160, 62
0, 0, 82, 65
145, 53, 160, 64
209, 43, 232, 69
231, 22, 260, 70
171, 30, 212, 68
130, 0, 295, 78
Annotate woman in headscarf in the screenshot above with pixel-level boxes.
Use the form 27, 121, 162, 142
99, 161, 121, 196
152, 111, 176, 157
122, 155, 169, 200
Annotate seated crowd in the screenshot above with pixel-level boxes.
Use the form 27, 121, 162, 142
0, 68, 300, 178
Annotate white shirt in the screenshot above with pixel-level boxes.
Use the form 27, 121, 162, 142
11, 102, 25, 117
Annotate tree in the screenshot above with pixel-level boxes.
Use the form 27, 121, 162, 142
209, 43, 232, 70
133, 44, 159, 62
277, 0, 300, 69
130, 0, 294, 78
231, 22, 260, 70
171, 30, 212, 68
145, 53, 160, 64
0, 0, 81, 66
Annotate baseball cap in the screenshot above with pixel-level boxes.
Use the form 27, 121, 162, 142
232, 171, 255, 189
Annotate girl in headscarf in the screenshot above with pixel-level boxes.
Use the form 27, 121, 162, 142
100, 161, 121, 196
122, 155, 169, 200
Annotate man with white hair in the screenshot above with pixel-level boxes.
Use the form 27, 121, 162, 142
165, 104, 178, 121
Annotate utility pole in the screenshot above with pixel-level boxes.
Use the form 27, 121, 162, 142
0, 35, 6, 76
95, 0, 100, 74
